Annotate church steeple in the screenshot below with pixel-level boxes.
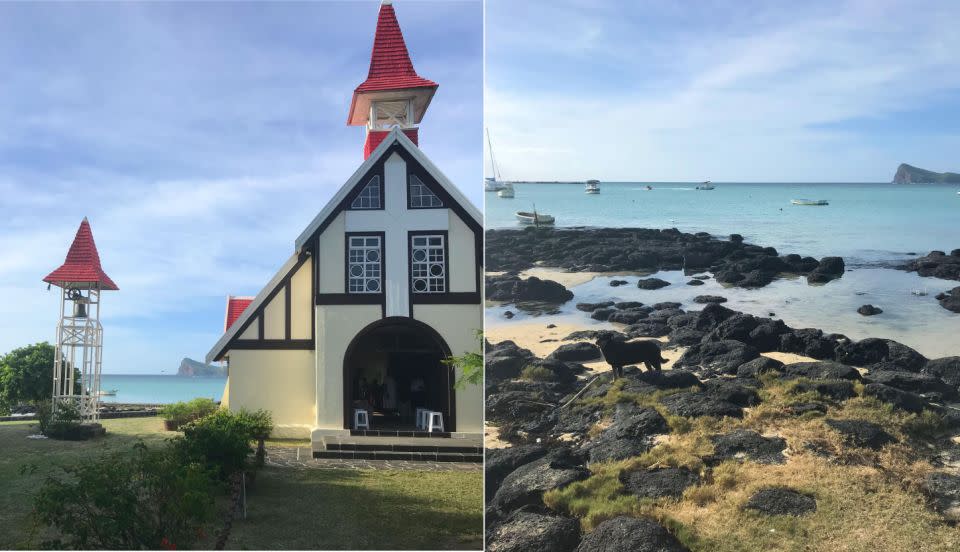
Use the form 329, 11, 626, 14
348, 0, 438, 159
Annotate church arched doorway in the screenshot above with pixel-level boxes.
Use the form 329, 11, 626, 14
342, 317, 455, 432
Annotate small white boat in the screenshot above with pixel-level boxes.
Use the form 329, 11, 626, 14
791, 199, 829, 206
97, 389, 118, 397
497, 183, 515, 198
485, 177, 507, 192
585, 180, 600, 194
696, 180, 715, 190
516, 210, 555, 225
644, 185, 653, 191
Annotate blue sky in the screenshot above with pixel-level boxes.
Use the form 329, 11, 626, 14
485, 0, 960, 182
0, 1, 482, 374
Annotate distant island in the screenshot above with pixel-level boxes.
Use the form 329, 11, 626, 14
893, 163, 960, 184
177, 357, 226, 377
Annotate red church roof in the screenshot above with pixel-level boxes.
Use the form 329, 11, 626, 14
224, 296, 254, 332
43, 217, 118, 290
354, 1, 438, 95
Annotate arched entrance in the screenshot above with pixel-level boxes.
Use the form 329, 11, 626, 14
342, 317, 456, 432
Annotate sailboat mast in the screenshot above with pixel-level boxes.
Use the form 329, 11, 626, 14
486, 128, 502, 181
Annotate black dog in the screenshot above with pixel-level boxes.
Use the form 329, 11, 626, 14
595, 335, 668, 379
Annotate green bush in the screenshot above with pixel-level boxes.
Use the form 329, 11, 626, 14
30, 442, 216, 550
174, 409, 265, 479
160, 398, 219, 429
39, 400, 93, 441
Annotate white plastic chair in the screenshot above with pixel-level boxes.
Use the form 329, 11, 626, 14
427, 411, 444, 433
353, 409, 370, 430
415, 407, 426, 430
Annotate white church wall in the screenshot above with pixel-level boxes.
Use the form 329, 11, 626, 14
448, 211, 477, 293
314, 304, 382, 430
413, 303, 483, 433
290, 259, 312, 339
317, 212, 346, 294
227, 348, 316, 438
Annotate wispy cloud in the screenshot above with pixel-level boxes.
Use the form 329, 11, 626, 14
0, 0, 482, 373
485, 0, 960, 182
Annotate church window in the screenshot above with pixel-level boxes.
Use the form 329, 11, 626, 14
351, 175, 381, 209
410, 234, 445, 293
408, 174, 443, 208
348, 235, 382, 293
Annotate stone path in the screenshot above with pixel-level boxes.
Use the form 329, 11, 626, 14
265, 445, 482, 472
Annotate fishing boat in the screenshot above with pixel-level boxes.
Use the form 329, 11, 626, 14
485, 129, 509, 192
791, 199, 829, 206
645, 185, 653, 191
516, 210, 555, 225
696, 180, 715, 190
585, 180, 600, 194
497, 182, 515, 198
97, 389, 118, 397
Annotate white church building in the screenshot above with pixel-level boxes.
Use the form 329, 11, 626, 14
206, 1, 482, 457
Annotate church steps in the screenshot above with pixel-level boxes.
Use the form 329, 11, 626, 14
313, 449, 482, 463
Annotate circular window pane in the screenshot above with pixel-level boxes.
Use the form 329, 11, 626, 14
429, 263, 444, 276
413, 279, 427, 292
350, 265, 364, 277
413, 250, 426, 262
366, 280, 380, 292
366, 250, 380, 262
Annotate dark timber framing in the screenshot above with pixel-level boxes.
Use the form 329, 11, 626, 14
211, 252, 313, 361
300, 140, 483, 314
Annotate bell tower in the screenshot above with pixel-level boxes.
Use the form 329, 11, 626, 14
347, 0, 438, 159
43, 217, 118, 423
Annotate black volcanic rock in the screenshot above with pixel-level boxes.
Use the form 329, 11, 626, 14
485, 227, 841, 290
485, 445, 548, 501
857, 304, 883, 316
486, 275, 574, 305
825, 419, 896, 450
637, 277, 671, 290
487, 341, 537, 381
674, 340, 760, 375
490, 454, 590, 515
710, 429, 786, 464
693, 295, 727, 304
863, 383, 924, 413
835, 338, 927, 372
922, 357, 960, 389
737, 356, 785, 378
780, 361, 860, 381
487, 510, 581, 552
619, 467, 700, 499
660, 391, 743, 419
744, 487, 817, 516
904, 250, 960, 281
922, 471, 960, 522
549, 342, 602, 362
936, 287, 960, 312
574, 516, 689, 552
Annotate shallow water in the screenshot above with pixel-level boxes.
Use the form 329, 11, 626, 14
485, 182, 960, 264
97, 374, 226, 404
486, 268, 960, 359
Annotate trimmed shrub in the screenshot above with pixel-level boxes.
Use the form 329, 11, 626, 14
39, 400, 99, 441
160, 398, 219, 430
174, 409, 270, 479
30, 443, 216, 550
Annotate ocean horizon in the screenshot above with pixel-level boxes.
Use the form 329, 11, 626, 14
97, 374, 226, 405
486, 181, 960, 360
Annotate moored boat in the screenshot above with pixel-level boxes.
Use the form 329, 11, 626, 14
791, 199, 829, 206
516, 210, 555, 225
484, 177, 506, 192
97, 389, 118, 397
585, 180, 600, 194
497, 182, 515, 198
696, 180, 714, 190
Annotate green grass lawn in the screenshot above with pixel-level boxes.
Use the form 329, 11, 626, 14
0, 418, 483, 550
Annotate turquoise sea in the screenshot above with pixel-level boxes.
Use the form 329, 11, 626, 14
486, 182, 960, 359
98, 375, 226, 404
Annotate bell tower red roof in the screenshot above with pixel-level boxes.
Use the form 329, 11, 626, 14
43, 217, 118, 290
347, 0, 438, 127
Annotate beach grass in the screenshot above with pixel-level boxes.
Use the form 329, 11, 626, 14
543, 373, 960, 551
0, 418, 482, 550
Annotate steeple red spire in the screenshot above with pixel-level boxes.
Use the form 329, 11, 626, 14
354, 1, 437, 95
43, 217, 118, 290
347, 0, 439, 152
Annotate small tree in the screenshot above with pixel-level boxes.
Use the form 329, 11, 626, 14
0, 342, 80, 411
444, 330, 483, 390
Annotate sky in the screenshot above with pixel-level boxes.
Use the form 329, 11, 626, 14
0, 0, 482, 374
485, 0, 960, 183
